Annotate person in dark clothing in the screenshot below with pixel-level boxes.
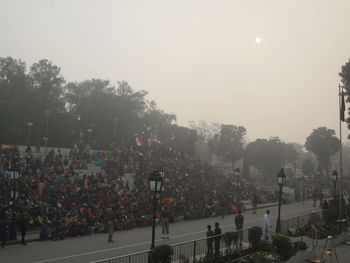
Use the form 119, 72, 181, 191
0, 218, 9, 248
252, 195, 258, 214
19, 212, 30, 245
206, 224, 214, 254
234, 210, 244, 247
214, 222, 221, 255
106, 208, 115, 242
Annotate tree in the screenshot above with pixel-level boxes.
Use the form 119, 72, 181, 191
304, 127, 340, 175
301, 158, 315, 177
245, 137, 298, 181
208, 124, 246, 166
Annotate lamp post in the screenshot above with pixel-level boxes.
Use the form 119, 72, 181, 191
26, 122, 34, 146
276, 168, 286, 233
235, 168, 241, 203
331, 171, 338, 199
43, 109, 51, 148
149, 171, 163, 250
87, 128, 93, 146
9, 168, 20, 240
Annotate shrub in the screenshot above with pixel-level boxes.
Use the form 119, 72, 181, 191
248, 226, 262, 247
254, 240, 272, 252
151, 245, 173, 263
272, 234, 292, 260
223, 231, 238, 247
292, 240, 307, 255
323, 206, 339, 223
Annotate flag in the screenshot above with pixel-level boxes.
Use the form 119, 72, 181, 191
135, 135, 143, 146
340, 90, 346, 122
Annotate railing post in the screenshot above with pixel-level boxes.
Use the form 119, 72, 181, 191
193, 240, 197, 263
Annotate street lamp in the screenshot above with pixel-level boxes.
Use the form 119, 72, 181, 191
87, 128, 93, 146
43, 109, 51, 149
235, 168, 241, 203
276, 168, 286, 233
26, 122, 34, 146
331, 171, 338, 199
9, 169, 20, 240
149, 171, 163, 250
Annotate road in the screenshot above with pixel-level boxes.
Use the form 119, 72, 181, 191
0, 200, 319, 263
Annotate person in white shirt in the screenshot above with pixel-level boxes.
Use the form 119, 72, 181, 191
262, 210, 272, 242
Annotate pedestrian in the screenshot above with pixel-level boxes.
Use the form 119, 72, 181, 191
262, 210, 272, 242
206, 224, 214, 254
234, 210, 244, 247
161, 205, 170, 239
252, 194, 258, 214
0, 213, 9, 248
19, 211, 29, 245
106, 208, 114, 242
214, 222, 222, 255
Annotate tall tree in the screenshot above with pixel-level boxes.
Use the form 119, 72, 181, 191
301, 158, 315, 177
245, 137, 298, 181
208, 124, 246, 166
304, 127, 340, 175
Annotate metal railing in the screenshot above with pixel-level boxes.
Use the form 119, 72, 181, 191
280, 209, 323, 235
90, 228, 251, 263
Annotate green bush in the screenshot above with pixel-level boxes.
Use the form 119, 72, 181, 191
292, 240, 307, 254
272, 234, 292, 260
223, 231, 238, 247
254, 240, 272, 252
151, 245, 173, 263
248, 226, 262, 247
323, 206, 339, 223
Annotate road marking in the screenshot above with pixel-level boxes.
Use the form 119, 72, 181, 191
32, 205, 318, 263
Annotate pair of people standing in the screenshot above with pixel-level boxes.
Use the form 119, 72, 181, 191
206, 222, 221, 255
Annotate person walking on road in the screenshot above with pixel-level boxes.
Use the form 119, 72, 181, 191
161, 205, 170, 239
252, 194, 258, 214
214, 222, 222, 255
234, 210, 244, 247
0, 212, 9, 248
262, 210, 272, 242
206, 224, 214, 254
19, 211, 30, 245
106, 208, 115, 242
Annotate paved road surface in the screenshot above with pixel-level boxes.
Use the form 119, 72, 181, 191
0, 200, 319, 263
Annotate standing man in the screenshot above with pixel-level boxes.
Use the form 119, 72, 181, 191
252, 194, 258, 214
214, 222, 222, 255
234, 210, 244, 247
206, 224, 214, 254
0, 213, 9, 248
106, 208, 115, 242
18, 211, 30, 245
262, 210, 272, 242
161, 205, 170, 239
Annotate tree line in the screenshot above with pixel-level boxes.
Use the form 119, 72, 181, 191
0, 56, 344, 181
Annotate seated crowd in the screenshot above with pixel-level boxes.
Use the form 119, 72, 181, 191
0, 143, 274, 241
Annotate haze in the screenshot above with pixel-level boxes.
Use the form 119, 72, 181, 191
1, 0, 350, 144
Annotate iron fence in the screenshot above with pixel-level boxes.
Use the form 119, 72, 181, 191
280, 209, 323, 235
89, 228, 251, 263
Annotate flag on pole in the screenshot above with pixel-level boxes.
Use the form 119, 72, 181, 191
340, 90, 346, 122
135, 135, 143, 146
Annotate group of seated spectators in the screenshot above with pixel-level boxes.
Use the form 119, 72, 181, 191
0, 143, 275, 241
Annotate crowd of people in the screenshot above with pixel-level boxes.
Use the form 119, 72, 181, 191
0, 142, 275, 245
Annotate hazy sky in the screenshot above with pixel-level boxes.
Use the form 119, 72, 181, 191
1, 0, 350, 144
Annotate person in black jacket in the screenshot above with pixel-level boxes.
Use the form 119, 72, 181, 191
214, 222, 222, 255
0, 212, 9, 248
206, 224, 214, 254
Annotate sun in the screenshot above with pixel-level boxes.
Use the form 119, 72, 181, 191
255, 37, 262, 44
